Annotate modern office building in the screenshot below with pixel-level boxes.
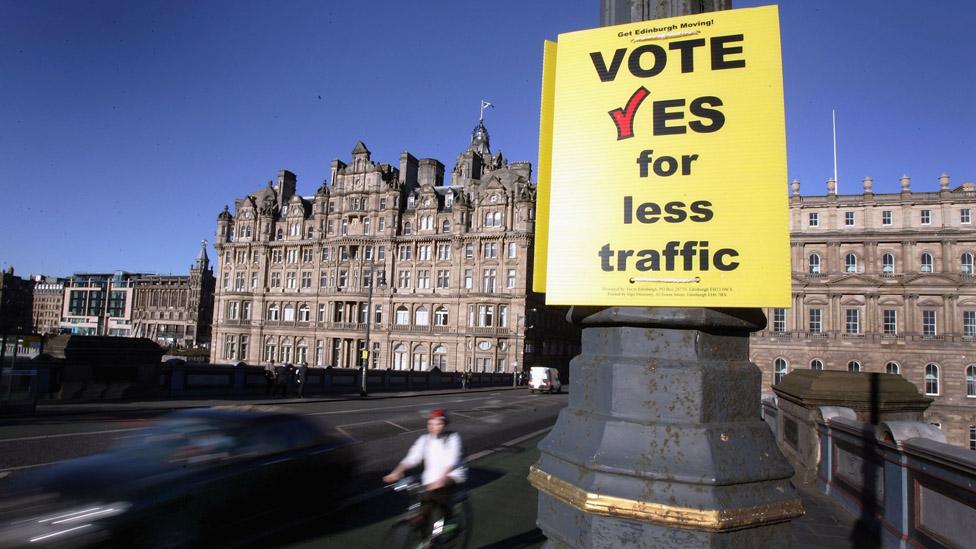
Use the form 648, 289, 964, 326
752, 175, 976, 448
131, 242, 215, 348
60, 272, 143, 337
210, 121, 579, 373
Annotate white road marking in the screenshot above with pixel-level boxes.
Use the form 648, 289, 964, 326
384, 420, 410, 432
0, 427, 144, 443
305, 396, 497, 417
464, 426, 553, 462
0, 459, 68, 473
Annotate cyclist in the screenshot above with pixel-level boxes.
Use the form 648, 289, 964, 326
383, 409, 467, 535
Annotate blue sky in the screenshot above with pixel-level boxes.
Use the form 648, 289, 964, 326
1, 1, 973, 277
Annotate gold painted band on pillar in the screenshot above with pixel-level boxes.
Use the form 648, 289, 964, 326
528, 466, 804, 532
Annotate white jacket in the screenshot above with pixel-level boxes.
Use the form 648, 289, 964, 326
401, 432, 467, 486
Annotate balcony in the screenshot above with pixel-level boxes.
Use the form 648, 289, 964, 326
470, 326, 509, 336
334, 322, 367, 331
391, 324, 433, 334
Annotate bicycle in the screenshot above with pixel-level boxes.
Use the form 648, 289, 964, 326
384, 475, 473, 549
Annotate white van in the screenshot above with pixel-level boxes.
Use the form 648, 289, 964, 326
529, 367, 562, 394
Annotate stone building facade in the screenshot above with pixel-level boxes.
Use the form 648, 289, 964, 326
210, 122, 579, 373
131, 242, 215, 348
751, 174, 976, 449
32, 277, 65, 335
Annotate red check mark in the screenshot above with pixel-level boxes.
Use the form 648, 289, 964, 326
608, 86, 650, 140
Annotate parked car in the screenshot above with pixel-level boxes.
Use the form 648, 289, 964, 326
528, 367, 562, 394
0, 406, 357, 548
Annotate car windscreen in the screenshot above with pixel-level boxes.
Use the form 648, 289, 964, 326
113, 416, 243, 465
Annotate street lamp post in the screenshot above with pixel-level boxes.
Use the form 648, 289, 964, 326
513, 308, 535, 387
360, 262, 382, 397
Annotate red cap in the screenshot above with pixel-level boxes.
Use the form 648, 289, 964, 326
428, 408, 448, 422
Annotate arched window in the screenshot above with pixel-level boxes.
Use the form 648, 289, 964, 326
434, 307, 449, 326
845, 253, 858, 273
882, 253, 895, 274
967, 365, 976, 397
432, 345, 447, 370
925, 363, 940, 395
412, 345, 428, 371
403, 222, 412, 235
810, 359, 823, 371
298, 304, 310, 322
395, 306, 409, 325
885, 362, 900, 375
295, 339, 308, 364
774, 358, 788, 384
267, 303, 280, 321
280, 337, 293, 363
847, 360, 861, 373
283, 304, 295, 322
808, 254, 821, 274
962, 253, 974, 274
493, 212, 502, 226
393, 344, 408, 370
920, 252, 933, 272
264, 337, 277, 362
442, 219, 451, 233
415, 306, 429, 326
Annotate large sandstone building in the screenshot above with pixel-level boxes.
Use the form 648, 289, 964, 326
31, 276, 65, 335
752, 175, 976, 449
131, 242, 215, 348
210, 122, 578, 373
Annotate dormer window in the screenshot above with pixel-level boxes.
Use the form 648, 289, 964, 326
408, 195, 416, 208
445, 193, 454, 207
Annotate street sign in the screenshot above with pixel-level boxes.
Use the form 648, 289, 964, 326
535, 6, 790, 307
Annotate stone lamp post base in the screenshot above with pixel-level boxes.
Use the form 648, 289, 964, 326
530, 307, 804, 548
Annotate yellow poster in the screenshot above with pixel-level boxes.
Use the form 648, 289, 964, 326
535, 6, 790, 307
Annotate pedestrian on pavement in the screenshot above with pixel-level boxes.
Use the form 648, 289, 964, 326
264, 361, 276, 396
296, 362, 308, 398
275, 362, 290, 397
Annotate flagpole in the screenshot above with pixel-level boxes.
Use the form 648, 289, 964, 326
832, 109, 838, 194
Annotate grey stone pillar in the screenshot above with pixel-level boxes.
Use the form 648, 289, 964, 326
530, 308, 803, 547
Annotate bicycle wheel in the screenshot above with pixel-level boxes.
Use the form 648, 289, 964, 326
434, 498, 473, 549
384, 519, 423, 549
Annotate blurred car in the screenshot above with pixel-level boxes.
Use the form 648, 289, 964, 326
0, 406, 357, 548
